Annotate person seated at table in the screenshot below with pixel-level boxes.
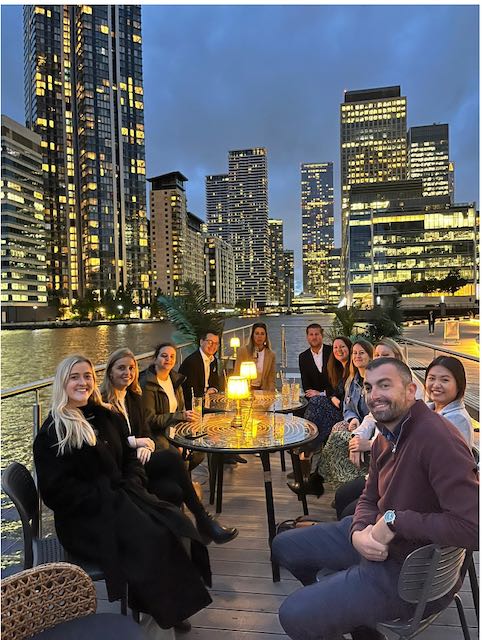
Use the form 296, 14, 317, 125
101, 347, 238, 546
334, 347, 466, 520
33, 354, 212, 632
288, 338, 373, 498
139, 342, 205, 470
179, 329, 222, 410
234, 322, 276, 391
298, 323, 333, 400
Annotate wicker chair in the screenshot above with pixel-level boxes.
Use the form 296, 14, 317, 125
1, 563, 146, 639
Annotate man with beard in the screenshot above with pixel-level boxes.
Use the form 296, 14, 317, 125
271, 357, 478, 640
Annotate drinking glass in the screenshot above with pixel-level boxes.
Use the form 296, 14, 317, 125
291, 382, 300, 404
193, 397, 203, 421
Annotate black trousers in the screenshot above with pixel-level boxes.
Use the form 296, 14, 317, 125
334, 476, 366, 520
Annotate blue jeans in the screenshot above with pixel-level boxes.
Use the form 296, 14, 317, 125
271, 517, 412, 640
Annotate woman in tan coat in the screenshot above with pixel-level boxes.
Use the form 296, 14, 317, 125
234, 322, 276, 391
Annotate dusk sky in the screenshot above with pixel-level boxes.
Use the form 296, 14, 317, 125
1, 4, 479, 291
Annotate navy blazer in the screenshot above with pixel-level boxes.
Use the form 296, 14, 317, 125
178, 349, 220, 409
298, 344, 333, 395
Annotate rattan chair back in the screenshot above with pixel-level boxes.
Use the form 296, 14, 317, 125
1, 562, 97, 640
2, 462, 40, 569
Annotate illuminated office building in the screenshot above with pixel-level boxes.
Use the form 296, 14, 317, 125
24, 5, 149, 303
1, 115, 48, 322
283, 249, 294, 308
205, 236, 235, 308
301, 162, 334, 299
327, 248, 342, 305
348, 180, 477, 307
268, 219, 285, 307
407, 124, 453, 202
206, 148, 269, 307
340, 86, 407, 280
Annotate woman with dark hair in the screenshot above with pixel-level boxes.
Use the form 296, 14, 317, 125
34, 355, 212, 632
234, 322, 276, 391
101, 347, 238, 548
425, 355, 473, 447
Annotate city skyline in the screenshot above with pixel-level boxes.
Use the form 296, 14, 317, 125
1, 4, 479, 291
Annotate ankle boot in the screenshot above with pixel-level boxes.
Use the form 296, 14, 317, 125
287, 473, 325, 498
299, 458, 312, 479
196, 510, 239, 544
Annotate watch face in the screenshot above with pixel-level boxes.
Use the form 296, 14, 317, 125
384, 510, 395, 524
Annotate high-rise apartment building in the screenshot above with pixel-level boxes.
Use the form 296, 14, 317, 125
24, 5, 149, 304
205, 236, 235, 308
206, 148, 269, 307
149, 172, 188, 297
268, 219, 285, 307
1, 115, 48, 322
407, 124, 453, 202
301, 162, 334, 299
283, 249, 294, 308
186, 212, 207, 291
347, 180, 477, 307
340, 86, 407, 282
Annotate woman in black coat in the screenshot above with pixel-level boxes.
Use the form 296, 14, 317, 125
33, 354, 212, 630
100, 347, 238, 546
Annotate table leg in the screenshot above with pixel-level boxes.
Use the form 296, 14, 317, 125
291, 450, 309, 515
279, 450, 286, 471
215, 454, 224, 514
260, 452, 280, 582
208, 453, 217, 505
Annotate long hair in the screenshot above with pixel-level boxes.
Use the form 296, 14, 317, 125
375, 337, 407, 364
327, 336, 352, 390
247, 322, 271, 357
51, 355, 102, 455
346, 338, 373, 389
100, 348, 141, 415
425, 355, 466, 400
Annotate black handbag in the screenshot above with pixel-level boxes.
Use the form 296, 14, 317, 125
275, 515, 324, 536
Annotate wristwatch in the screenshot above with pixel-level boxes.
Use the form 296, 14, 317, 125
383, 510, 396, 532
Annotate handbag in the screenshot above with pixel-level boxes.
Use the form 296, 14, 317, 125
275, 515, 324, 536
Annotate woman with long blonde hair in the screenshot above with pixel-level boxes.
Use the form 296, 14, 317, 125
34, 354, 213, 631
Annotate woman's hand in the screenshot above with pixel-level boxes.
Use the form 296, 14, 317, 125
330, 396, 341, 409
136, 447, 152, 465
348, 418, 360, 431
349, 436, 372, 453
183, 410, 197, 422
349, 450, 361, 467
135, 437, 155, 452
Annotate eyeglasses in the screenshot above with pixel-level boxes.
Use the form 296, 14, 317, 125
203, 339, 219, 347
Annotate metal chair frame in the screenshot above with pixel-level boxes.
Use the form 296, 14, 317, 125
377, 544, 471, 640
2, 461, 127, 614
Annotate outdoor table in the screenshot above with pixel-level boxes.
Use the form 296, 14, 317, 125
166, 412, 318, 581
204, 389, 308, 414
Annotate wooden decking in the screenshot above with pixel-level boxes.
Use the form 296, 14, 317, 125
96, 454, 478, 639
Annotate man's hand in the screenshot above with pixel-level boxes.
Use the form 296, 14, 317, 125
305, 389, 321, 398
371, 517, 395, 546
352, 525, 389, 561
206, 387, 217, 395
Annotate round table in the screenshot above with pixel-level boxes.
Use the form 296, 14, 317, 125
166, 412, 318, 581
204, 390, 308, 415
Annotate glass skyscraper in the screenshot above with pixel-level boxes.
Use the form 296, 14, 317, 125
301, 162, 334, 299
24, 5, 149, 304
408, 124, 453, 202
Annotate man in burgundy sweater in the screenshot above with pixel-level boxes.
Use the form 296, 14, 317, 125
272, 357, 478, 640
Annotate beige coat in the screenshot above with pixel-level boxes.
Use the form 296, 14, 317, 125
234, 345, 276, 391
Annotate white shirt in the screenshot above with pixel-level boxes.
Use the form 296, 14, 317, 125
311, 348, 323, 373
252, 348, 265, 387
157, 376, 178, 412
199, 348, 213, 391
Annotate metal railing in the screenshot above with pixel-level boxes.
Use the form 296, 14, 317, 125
399, 337, 479, 365
220, 323, 254, 361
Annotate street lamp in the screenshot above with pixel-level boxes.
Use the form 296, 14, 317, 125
33, 305, 38, 323
117, 304, 123, 317
136, 305, 141, 319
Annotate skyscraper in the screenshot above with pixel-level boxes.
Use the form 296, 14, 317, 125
268, 219, 285, 306
301, 162, 334, 299
283, 249, 295, 308
340, 86, 407, 283
205, 236, 235, 308
24, 5, 149, 304
1, 115, 48, 322
207, 148, 269, 307
407, 124, 453, 202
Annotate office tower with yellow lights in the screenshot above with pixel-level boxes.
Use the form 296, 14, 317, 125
408, 124, 453, 203
340, 86, 407, 287
268, 219, 285, 307
283, 249, 294, 308
1, 115, 48, 322
24, 5, 149, 305
301, 162, 334, 300
206, 148, 269, 308
347, 180, 477, 307
205, 236, 235, 308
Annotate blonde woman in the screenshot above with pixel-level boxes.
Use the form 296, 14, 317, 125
234, 322, 276, 391
34, 354, 212, 630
